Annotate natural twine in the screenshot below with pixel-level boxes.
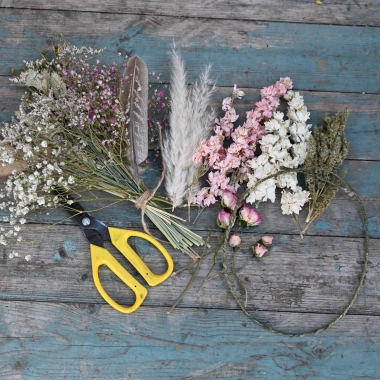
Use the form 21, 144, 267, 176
222, 168, 369, 337
134, 127, 166, 237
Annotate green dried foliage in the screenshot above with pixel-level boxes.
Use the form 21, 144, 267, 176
304, 108, 349, 229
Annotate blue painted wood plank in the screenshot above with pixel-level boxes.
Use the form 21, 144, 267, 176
0, 224, 377, 315
2, 0, 380, 27
0, 301, 379, 379
344, 160, 380, 198
0, 10, 380, 93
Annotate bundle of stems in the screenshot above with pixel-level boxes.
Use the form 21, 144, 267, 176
64, 139, 204, 253
0, 41, 204, 255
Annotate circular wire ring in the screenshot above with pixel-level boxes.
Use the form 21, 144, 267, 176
222, 168, 369, 337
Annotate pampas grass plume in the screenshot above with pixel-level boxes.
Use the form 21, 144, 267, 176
163, 45, 216, 208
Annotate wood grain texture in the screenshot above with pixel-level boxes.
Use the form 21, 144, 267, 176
0, 224, 377, 315
1, 301, 380, 379
0, 2, 379, 378
1, 78, 380, 160
1, 0, 380, 26
0, 9, 380, 93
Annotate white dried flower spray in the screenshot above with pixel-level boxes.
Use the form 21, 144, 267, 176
246, 90, 311, 214
163, 45, 216, 208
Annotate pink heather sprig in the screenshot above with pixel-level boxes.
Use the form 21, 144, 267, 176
148, 75, 170, 131
57, 56, 169, 151
57, 57, 126, 141
192, 77, 293, 207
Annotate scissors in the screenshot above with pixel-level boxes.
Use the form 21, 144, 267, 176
66, 201, 174, 313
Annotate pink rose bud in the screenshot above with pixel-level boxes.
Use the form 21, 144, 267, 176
261, 235, 274, 247
239, 204, 262, 226
233, 84, 245, 99
217, 209, 232, 229
221, 190, 238, 210
253, 243, 268, 258
228, 234, 241, 248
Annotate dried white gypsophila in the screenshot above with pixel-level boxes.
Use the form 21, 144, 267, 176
163, 45, 216, 208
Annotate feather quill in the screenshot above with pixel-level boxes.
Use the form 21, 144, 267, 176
163, 46, 216, 208
119, 56, 149, 182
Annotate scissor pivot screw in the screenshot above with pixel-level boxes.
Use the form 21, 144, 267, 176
82, 217, 91, 226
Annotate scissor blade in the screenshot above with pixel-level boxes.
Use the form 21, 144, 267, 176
82, 229, 107, 248
66, 201, 111, 247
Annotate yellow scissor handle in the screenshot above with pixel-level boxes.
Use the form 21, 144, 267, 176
90, 244, 148, 313
108, 227, 174, 287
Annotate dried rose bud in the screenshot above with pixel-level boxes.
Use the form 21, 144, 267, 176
261, 235, 274, 247
253, 243, 268, 258
221, 190, 238, 210
233, 84, 245, 99
239, 204, 262, 227
217, 209, 232, 229
228, 234, 241, 248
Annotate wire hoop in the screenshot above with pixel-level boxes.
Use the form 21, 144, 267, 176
222, 169, 369, 337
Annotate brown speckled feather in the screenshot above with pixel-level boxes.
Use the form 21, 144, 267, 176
119, 56, 148, 182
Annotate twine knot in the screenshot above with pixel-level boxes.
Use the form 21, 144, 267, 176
135, 190, 151, 210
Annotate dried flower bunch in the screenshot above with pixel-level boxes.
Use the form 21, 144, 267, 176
192, 79, 312, 215
0, 41, 204, 258
303, 108, 349, 232
188, 79, 312, 251
192, 79, 295, 207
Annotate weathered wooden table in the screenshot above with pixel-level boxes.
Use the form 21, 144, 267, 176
1, 1, 380, 378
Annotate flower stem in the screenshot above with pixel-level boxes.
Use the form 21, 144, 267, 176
292, 213, 304, 240
167, 224, 215, 314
